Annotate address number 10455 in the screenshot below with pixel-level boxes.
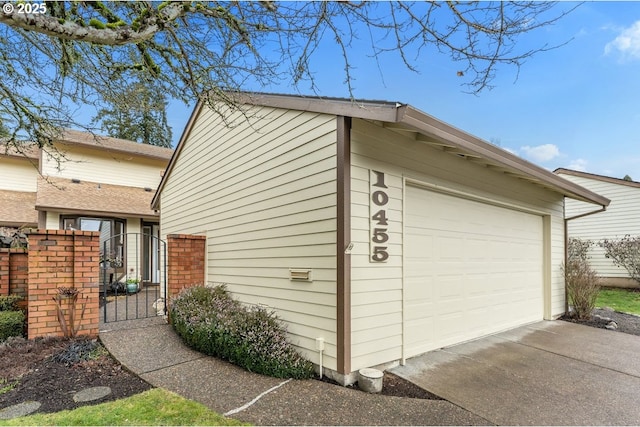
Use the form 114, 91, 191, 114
370, 170, 390, 262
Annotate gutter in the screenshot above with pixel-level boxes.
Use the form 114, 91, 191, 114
563, 204, 608, 313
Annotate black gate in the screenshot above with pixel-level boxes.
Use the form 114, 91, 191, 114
101, 232, 167, 323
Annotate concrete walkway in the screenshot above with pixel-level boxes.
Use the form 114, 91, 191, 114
391, 321, 640, 426
99, 317, 488, 426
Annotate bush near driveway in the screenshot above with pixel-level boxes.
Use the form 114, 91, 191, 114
171, 285, 314, 379
564, 238, 600, 320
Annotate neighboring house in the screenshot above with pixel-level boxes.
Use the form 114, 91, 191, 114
555, 168, 640, 288
152, 93, 608, 384
0, 130, 173, 284
0, 144, 39, 228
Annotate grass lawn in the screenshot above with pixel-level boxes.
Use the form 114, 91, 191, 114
0, 388, 247, 426
596, 287, 640, 315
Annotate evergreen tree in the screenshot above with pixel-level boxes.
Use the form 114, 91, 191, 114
93, 81, 172, 147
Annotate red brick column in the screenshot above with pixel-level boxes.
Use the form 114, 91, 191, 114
167, 234, 206, 300
0, 249, 8, 296
26, 230, 100, 339
0, 249, 28, 308
10, 249, 28, 311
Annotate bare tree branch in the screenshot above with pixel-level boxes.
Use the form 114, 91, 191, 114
0, 1, 579, 155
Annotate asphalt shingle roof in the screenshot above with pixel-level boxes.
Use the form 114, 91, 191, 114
36, 177, 158, 219
0, 190, 37, 226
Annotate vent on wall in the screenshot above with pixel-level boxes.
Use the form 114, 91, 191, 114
289, 269, 312, 282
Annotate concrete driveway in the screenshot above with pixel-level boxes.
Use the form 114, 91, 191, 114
390, 321, 640, 426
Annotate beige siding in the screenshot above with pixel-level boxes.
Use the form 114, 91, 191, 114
350, 119, 566, 371
0, 157, 37, 192
42, 144, 165, 189
160, 105, 339, 370
561, 174, 639, 278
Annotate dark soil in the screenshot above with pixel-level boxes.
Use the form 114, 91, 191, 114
561, 308, 640, 335
2, 307, 639, 417
0, 337, 151, 415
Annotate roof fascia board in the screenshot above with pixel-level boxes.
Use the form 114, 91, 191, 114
153, 92, 610, 210
54, 139, 170, 162
234, 92, 400, 122
398, 106, 610, 207
555, 168, 640, 189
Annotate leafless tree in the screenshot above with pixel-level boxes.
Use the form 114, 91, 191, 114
0, 1, 576, 153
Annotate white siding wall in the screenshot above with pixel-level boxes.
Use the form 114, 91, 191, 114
0, 157, 37, 192
561, 174, 639, 278
160, 105, 339, 370
42, 144, 165, 189
349, 119, 566, 371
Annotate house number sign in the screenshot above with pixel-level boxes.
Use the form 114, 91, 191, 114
370, 170, 390, 262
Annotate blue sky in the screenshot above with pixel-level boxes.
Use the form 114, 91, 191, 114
164, 2, 640, 181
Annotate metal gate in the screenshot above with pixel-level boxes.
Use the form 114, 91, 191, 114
101, 232, 167, 323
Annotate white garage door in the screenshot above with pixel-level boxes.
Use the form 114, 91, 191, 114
404, 185, 544, 358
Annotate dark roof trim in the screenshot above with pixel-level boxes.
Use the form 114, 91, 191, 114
555, 168, 640, 190
152, 92, 611, 209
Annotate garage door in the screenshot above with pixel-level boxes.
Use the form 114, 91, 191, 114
404, 185, 544, 358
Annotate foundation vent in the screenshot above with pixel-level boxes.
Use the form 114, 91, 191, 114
289, 269, 312, 282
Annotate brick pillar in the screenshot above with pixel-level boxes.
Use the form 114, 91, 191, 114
0, 249, 28, 309
26, 230, 100, 339
0, 250, 8, 296
167, 234, 206, 300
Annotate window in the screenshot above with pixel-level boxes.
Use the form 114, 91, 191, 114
61, 216, 125, 265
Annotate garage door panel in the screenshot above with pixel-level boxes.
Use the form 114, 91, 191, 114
405, 185, 544, 358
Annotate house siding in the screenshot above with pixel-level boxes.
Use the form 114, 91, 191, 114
42, 143, 165, 189
160, 105, 340, 370
561, 174, 639, 278
0, 157, 37, 192
349, 118, 566, 371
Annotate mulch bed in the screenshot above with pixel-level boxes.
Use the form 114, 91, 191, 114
0, 337, 151, 415
560, 308, 640, 336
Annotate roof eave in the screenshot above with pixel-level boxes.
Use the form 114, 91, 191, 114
35, 205, 159, 220
152, 92, 610, 210
397, 106, 610, 207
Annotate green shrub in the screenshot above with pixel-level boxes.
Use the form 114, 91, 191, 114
0, 295, 23, 311
171, 285, 314, 379
0, 311, 25, 342
563, 238, 600, 320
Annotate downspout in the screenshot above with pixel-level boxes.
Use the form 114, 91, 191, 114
563, 203, 607, 313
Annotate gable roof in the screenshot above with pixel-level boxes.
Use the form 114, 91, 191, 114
36, 176, 159, 219
55, 129, 173, 161
554, 168, 640, 190
0, 190, 37, 226
152, 92, 610, 209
